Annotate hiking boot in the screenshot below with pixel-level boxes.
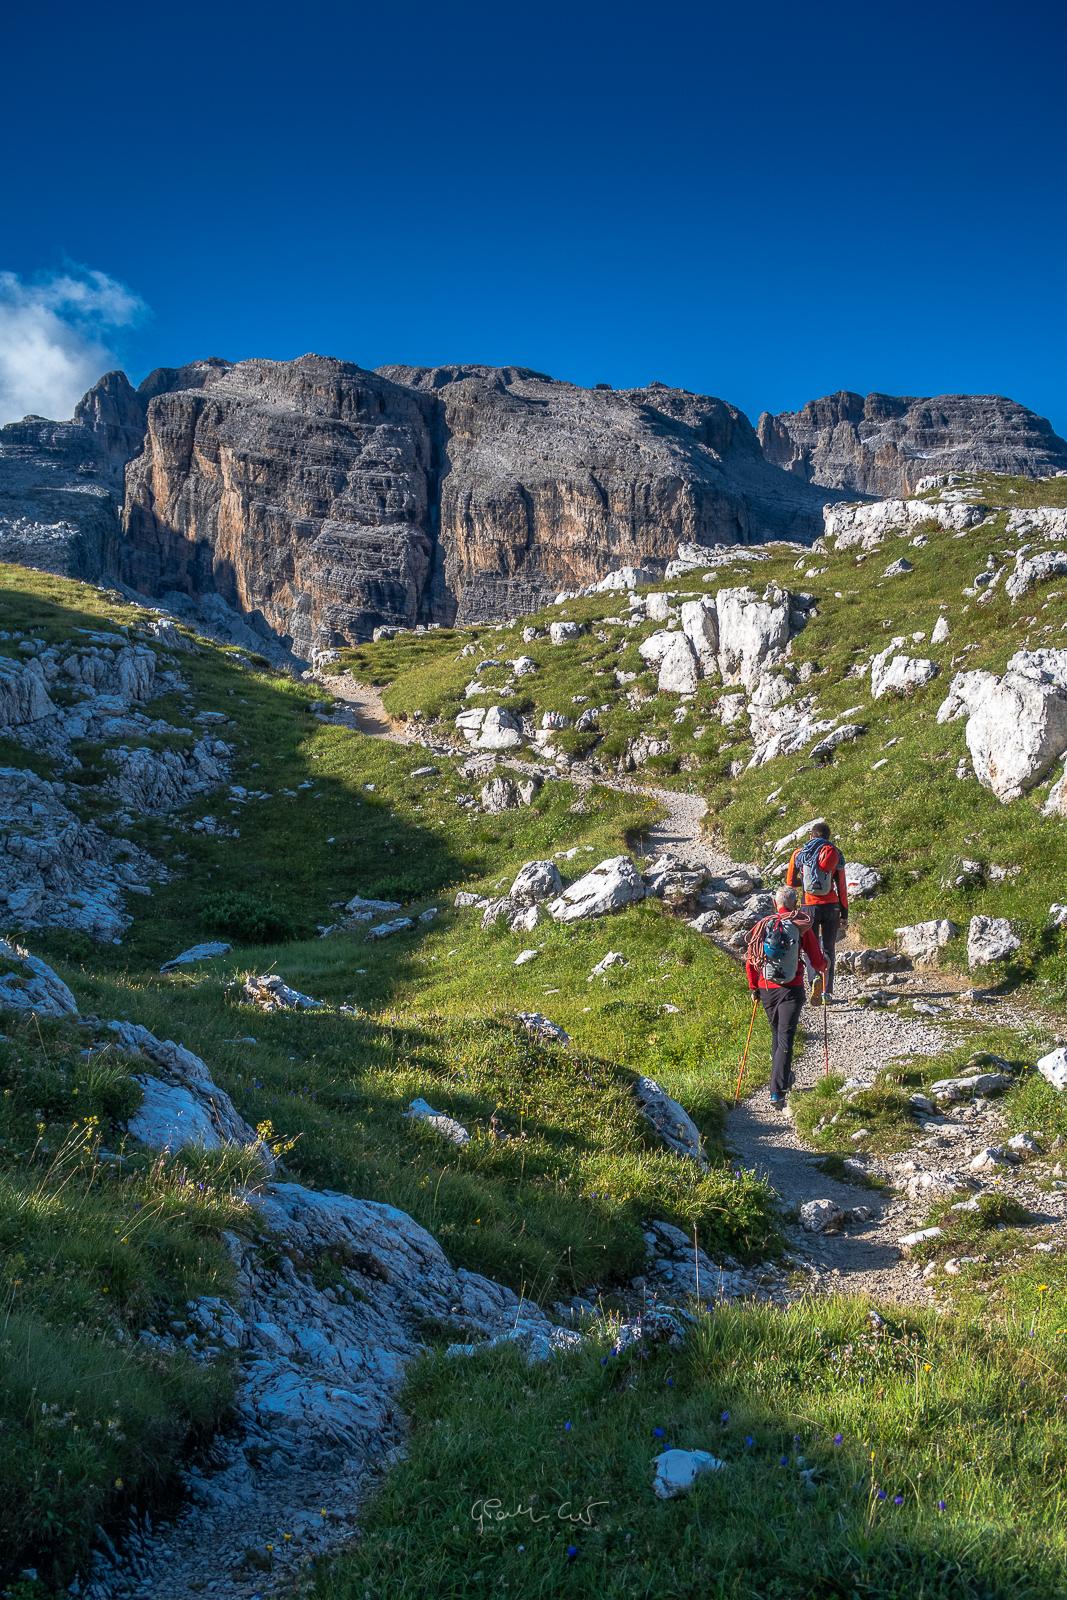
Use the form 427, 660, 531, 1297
769, 1092, 784, 1106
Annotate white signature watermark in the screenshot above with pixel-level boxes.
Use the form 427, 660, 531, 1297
470, 1497, 610, 1535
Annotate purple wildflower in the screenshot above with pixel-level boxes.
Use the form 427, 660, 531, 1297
833, 1433, 843, 1446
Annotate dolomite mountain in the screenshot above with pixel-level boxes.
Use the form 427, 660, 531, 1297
2, 353, 1065, 653
758, 391, 1067, 496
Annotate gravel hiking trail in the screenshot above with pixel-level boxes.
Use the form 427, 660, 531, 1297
323, 676, 998, 1304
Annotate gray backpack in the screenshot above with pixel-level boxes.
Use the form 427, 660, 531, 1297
762, 915, 801, 984
801, 843, 837, 898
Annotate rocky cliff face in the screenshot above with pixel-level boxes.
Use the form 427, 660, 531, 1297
376, 365, 829, 623
0, 359, 233, 579
120, 357, 441, 654
757, 391, 1067, 496
6, 357, 1067, 652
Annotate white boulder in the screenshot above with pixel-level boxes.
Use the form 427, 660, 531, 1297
547, 856, 646, 922
634, 1076, 706, 1166
716, 585, 791, 690
679, 597, 719, 672
1036, 1047, 1067, 1091
964, 672, 1067, 801
657, 632, 700, 695
476, 706, 524, 751
652, 1448, 726, 1500
967, 915, 1021, 968
638, 629, 681, 668
549, 621, 583, 645
895, 920, 958, 962
404, 1098, 470, 1146
870, 639, 939, 699
509, 860, 564, 905
845, 863, 882, 898
160, 941, 232, 973
0, 939, 78, 1017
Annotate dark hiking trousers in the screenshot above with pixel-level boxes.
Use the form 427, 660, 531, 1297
760, 984, 805, 1097
809, 903, 841, 996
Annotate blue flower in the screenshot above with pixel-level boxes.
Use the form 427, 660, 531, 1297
832, 1433, 843, 1446
744, 1435, 754, 1448
653, 1426, 665, 1438
564, 1420, 572, 1432
779, 1454, 789, 1466
566, 1545, 578, 1561
876, 1489, 887, 1501
937, 1499, 947, 1512
893, 1495, 904, 1505
666, 1377, 674, 1387
720, 1410, 730, 1424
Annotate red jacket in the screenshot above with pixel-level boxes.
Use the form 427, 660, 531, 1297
746, 919, 828, 991
786, 843, 849, 912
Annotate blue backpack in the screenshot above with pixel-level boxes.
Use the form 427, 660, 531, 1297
763, 915, 801, 984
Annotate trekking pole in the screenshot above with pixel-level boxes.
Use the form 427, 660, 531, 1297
822, 999, 830, 1078
733, 996, 760, 1105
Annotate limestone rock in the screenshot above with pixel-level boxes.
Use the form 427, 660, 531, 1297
509, 860, 564, 905
0, 766, 157, 941
473, 706, 523, 751
799, 1199, 846, 1234
589, 950, 628, 978
107, 737, 230, 814
110, 1019, 272, 1166
1005, 549, 1067, 601
679, 596, 719, 671
516, 1012, 570, 1044
929, 1070, 1014, 1104
241, 975, 323, 1010
964, 672, 1067, 801
0, 656, 54, 728
638, 629, 681, 668
895, 920, 958, 962
759, 391, 1067, 496
160, 941, 232, 973
634, 1076, 706, 1166
898, 1226, 944, 1251
547, 856, 645, 922
368, 917, 416, 939
652, 1448, 726, 1499
967, 915, 1021, 968
657, 631, 700, 694
549, 621, 583, 645
716, 585, 792, 689
1036, 1047, 1067, 1091
0, 939, 78, 1017
870, 640, 939, 699
404, 1098, 470, 1146
844, 863, 881, 898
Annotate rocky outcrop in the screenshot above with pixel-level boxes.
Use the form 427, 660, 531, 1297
112, 358, 832, 648
0, 767, 157, 940
0, 362, 228, 579
758, 391, 1067, 496
378, 365, 829, 623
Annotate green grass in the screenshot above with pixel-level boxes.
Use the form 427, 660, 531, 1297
331, 476, 1067, 1008
2, 503, 1066, 1598
0, 1011, 246, 1590
312, 1281, 1067, 1600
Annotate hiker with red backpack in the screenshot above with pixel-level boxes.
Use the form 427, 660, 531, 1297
744, 886, 828, 1105
785, 822, 848, 1004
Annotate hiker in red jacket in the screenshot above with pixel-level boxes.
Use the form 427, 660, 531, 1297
785, 822, 848, 1003
745, 886, 828, 1105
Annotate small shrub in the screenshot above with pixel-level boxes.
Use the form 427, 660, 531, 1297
199, 890, 301, 944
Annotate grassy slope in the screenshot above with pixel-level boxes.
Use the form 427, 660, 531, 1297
313, 1269, 1066, 1600
0, 568, 773, 1591
333, 475, 1067, 1004
3, 497, 1066, 1600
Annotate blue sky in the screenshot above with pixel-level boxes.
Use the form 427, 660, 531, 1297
3, 0, 1065, 429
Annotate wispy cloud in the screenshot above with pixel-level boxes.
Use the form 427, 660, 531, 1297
0, 266, 148, 425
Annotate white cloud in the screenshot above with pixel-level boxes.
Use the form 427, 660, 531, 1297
0, 266, 148, 425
